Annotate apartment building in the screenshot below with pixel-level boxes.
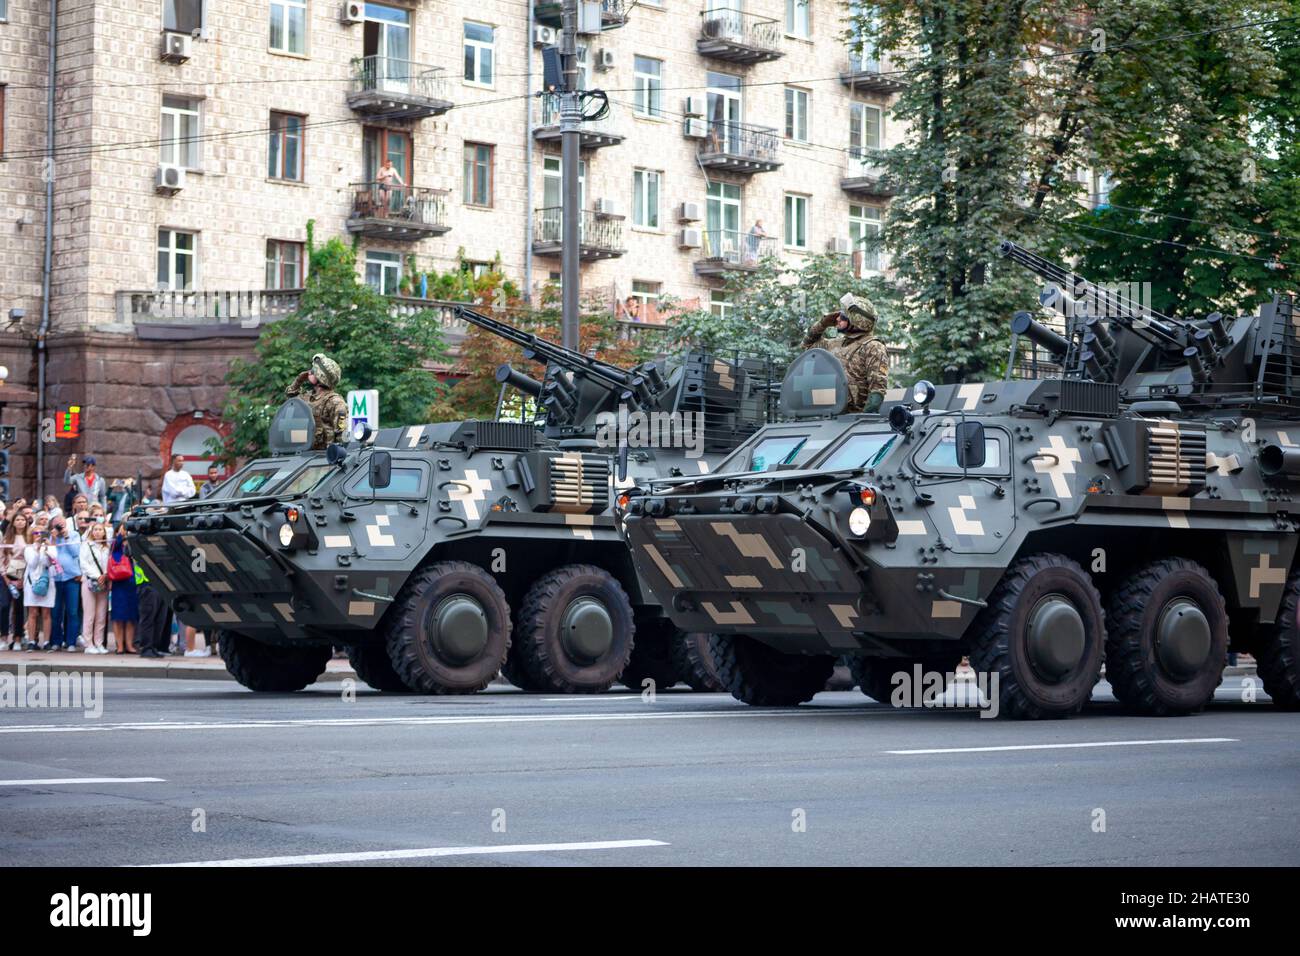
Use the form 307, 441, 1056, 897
0, 0, 902, 491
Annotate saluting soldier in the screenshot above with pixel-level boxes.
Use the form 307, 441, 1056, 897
801, 293, 889, 413
286, 353, 349, 449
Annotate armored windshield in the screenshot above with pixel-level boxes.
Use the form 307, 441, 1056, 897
750, 435, 808, 472
821, 433, 898, 471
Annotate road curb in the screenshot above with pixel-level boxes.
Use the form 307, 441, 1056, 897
0, 658, 355, 682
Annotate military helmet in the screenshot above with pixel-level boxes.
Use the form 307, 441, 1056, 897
311, 353, 342, 389
839, 293, 878, 335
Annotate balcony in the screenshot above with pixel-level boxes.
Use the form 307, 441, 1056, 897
346, 183, 451, 241
347, 56, 453, 120
535, 0, 629, 31
694, 229, 778, 277
532, 207, 626, 260
841, 148, 897, 197
840, 52, 907, 95
532, 94, 625, 150
697, 9, 783, 64
696, 120, 781, 173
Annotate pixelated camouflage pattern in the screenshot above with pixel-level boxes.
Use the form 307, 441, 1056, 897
801, 314, 888, 413
285, 381, 349, 450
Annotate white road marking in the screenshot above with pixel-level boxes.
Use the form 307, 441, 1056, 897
886, 737, 1239, 755
0, 777, 165, 786
146, 839, 669, 867
540, 695, 644, 702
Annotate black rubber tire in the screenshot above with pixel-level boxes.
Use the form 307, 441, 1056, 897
1246, 571, 1300, 711
218, 630, 331, 692
1105, 558, 1228, 716
515, 564, 635, 694
347, 641, 412, 692
849, 652, 965, 704
967, 553, 1105, 719
709, 635, 835, 706
384, 561, 511, 694
670, 632, 725, 691
619, 618, 681, 690
500, 641, 547, 692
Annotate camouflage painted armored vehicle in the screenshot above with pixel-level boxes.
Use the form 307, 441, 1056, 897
620, 242, 1300, 718
124, 307, 778, 695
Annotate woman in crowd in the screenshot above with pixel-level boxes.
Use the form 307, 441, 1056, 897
80, 520, 111, 654
23, 519, 56, 650
108, 523, 138, 654
1, 511, 29, 649
43, 495, 63, 522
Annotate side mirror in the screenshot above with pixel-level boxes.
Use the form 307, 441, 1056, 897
955, 421, 986, 469
369, 451, 392, 490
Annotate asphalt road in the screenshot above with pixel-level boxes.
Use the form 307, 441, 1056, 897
1, 676, 1296, 866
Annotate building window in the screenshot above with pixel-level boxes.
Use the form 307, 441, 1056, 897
0, 86, 5, 157
160, 95, 200, 169
464, 260, 492, 278
784, 194, 808, 249
463, 143, 493, 206
632, 169, 661, 229
0, 0, 7, 22
850, 203, 882, 272
851, 102, 882, 152
710, 290, 733, 319
269, 0, 306, 54
633, 56, 663, 118
631, 280, 661, 323
268, 112, 304, 181
784, 88, 809, 143
266, 240, 305, 290
785, 0, 810, 38
157, 229, 196, 291
163, 0, 203, 34
365, 251, 401, 295
463, 21, 495, 87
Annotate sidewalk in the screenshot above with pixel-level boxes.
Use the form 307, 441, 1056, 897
0, 648, 356, 682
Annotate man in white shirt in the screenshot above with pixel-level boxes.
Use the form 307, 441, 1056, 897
161, 455, 196, 504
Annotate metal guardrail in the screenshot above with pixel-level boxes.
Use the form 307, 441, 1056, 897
349, 55, 450, 102
846, 146, 887, 180
698, 120, 779, 164
699, 228, 779, 266
533, 207, 625, 252
348, 182, 448, 228
534, 93, 622, 138
699, 8, 781, 51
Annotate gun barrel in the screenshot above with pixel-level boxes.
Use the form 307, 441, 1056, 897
1011, 310, 1070, 359
495, 364, 543, 398
1259, 443, 1300, 480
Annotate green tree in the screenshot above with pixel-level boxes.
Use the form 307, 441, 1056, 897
212, 232, 449, 461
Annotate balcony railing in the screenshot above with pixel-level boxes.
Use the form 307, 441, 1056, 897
535, 0, 629, 31
697, 9, 783, 64
347, 56, 453, 119
532, 207, 626, 260
533, 94, 625, 150
841, 52, 908, 94
694, 229, 779, 276
696, 120, 781, 173
347, 182, 451, 241
841, 147, 896, 197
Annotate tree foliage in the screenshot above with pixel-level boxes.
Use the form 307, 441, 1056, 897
212, 230, 450, 461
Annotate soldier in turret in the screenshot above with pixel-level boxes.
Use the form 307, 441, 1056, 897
801, 293, 889, 413
286, 353, 349, 449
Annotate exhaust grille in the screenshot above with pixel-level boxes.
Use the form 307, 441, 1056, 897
1144, 421, 1207, 495
550, 453, 610, 513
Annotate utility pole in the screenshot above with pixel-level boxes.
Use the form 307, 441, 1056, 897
559, 0, 582, 349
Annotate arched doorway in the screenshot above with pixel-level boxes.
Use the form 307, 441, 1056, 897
159, 412, 231, 496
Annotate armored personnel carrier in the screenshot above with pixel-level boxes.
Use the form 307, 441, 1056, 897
620, 242, 1300, 718
124, 307, 778, 695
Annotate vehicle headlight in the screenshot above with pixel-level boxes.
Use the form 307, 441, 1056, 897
278, 522, 295, 547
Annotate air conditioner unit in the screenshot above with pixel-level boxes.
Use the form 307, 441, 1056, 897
683, 117, 708, 139
155, 164, 186, 194
827, 237, 852, 255
160, 32, 192, 63
684, 95, 706, 117
596, 49, 615, 71
678, 201, 702, 222
594, 198, 618, 217
340, 1, 364, 25
533, 25, 557, 46
679, 228, 703, 249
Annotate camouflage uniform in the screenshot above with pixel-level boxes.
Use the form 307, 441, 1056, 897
800, 297, 888, 413
286, 353, 349, 449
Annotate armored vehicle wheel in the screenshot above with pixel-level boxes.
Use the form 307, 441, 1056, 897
619, 619, 681, 690
1257, 571, 1300, 710
709, 635, 835, 706
384, 561, 511, 694
1105, 559, 1228, 716
500, 642, 547, 692
515, 564, 635, 694
967, 553, 1105, 719
347, 641, 412, 692
670, 632, 725, 691
218, 631, 332, 692
849, 653, 965, 705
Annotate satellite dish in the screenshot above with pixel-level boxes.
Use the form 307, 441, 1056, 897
779, 348, 850, 418
268, 398, 316, 455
